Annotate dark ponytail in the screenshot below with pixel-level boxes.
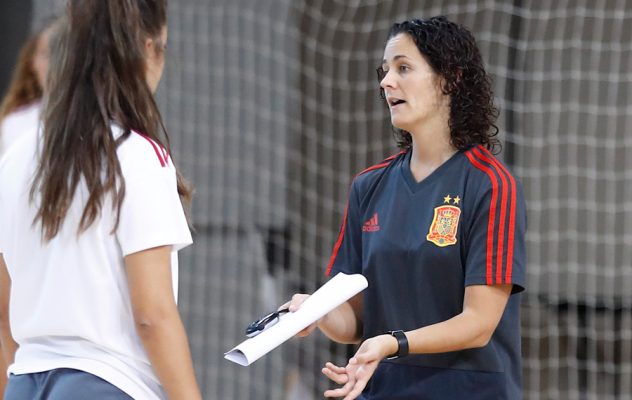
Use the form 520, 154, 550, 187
32, 0, 191, 240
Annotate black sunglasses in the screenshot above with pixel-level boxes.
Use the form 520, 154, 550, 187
245, 307, 290, 338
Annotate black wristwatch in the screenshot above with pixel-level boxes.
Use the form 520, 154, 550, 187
386, 330, 409, 360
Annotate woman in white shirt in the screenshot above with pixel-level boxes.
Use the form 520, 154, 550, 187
0, 1, 202, 399
0, 19, 54, 159
0, 18, 56, 395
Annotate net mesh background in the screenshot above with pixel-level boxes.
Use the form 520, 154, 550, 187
28, 0, 632, 399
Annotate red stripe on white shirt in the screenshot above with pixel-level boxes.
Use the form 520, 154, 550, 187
135, 132, 166, 167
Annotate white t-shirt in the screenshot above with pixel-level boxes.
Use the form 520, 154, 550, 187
0, 124, 192, 399
0, 102, 41, 161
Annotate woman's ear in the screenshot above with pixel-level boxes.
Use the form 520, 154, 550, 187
145, 37, 155, 54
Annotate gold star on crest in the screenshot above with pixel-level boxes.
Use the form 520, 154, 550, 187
443, 194, 452, 204
453, 196, 461, 205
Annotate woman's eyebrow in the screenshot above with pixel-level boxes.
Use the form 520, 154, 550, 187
382, 54, 411, 64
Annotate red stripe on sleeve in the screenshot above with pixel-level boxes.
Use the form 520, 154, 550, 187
465, 149, 498, 285
473, 147, 509, 284
326, 202, 349, 276
479, 146, 518, 283
325, 151, 404, 276
161, 146, 170, 166
136, 132, 166, 167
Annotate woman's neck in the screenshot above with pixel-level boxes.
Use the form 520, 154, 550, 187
407, 118, 456, 183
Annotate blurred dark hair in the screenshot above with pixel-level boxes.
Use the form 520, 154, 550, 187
0, 21, 54, 120
380, 16, 500, 153
32, 0, 192, 240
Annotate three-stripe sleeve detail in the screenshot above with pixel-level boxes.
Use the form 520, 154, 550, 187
465, 145, 517, 285
136, 132, 169, 167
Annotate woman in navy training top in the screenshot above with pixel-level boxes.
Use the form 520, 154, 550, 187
289, 16, 527, 400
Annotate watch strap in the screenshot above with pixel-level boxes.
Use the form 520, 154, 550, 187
386, 330, 409, 360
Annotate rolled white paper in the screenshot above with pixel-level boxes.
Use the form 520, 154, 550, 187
224, 272, 368, 366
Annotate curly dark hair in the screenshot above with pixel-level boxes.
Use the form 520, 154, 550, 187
380, 16, 500, 153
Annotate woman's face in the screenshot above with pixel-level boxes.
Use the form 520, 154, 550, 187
379, 33, 450, 133
145, 26, 168, 94
32, 27, 52, 91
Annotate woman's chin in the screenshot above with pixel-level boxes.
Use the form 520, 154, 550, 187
390, 118, 409, 132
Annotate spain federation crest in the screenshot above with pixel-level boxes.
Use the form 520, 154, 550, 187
426, 205, 461, 247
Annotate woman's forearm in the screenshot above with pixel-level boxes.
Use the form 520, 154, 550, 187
405, 310, 495, 355
125, 247, 202, 400
0, 256, 16, 365
318, 294, 363, 344
0, 329, 17, 365
405, 284, 513, 355
135, 307, 202, 400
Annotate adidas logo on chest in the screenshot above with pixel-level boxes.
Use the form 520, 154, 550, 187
362, 213, 380, 232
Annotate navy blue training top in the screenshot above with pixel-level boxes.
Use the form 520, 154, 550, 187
327, 145, 527, 400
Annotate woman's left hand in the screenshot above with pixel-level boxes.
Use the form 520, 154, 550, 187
322, 334, 395, 399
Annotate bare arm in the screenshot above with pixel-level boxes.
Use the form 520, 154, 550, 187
365, 284, 513, 360
323, 284, 513, 399
289, 292, 363, 344
317, 293, 363, 344
404, 283, 513, 354
125, 246, 202, 400
0, 255, 17, 392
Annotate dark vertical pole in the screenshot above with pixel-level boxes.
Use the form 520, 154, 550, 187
503, 0, 521, 165
0, 1, 33, 99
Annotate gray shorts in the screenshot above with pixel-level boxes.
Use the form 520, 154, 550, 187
4, 368, 134, 400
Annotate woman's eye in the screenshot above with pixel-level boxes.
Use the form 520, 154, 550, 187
399, 65, 409, 72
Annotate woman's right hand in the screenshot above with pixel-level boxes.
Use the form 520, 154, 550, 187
285, 294, 319, 337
